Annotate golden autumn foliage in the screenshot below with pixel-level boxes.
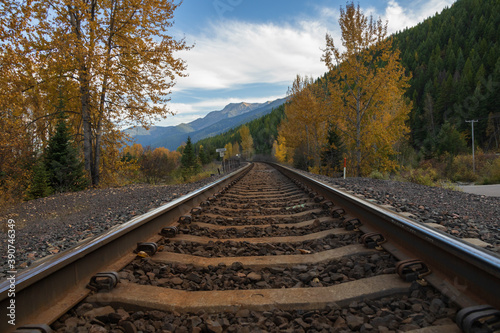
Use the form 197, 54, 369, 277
278, 75, 329, 168
0, 0, 190, 193
322, 3, 411, 176
272, 134, 291, 164
123, 144, 145, 159
239, 125, 254, 160
121, 143, 181, 184
232, 142, 241, 157
224, 142, 233, 160
223, 141, 241, 160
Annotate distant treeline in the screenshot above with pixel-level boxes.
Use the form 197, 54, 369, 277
195, 104, 285, 159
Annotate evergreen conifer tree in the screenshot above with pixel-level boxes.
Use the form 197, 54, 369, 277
321, 123, 346, 173
26, 159, 53, 200
44, 102, 89, 192
198, 145, 210, 165
180, 137, 199, 180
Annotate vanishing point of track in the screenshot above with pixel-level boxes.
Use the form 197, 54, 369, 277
2, 162, 500, 332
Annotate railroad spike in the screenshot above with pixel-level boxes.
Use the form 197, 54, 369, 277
191, 207, 203, 215
360, 232, 386, 249
343, 216, 362, 230
87, 272, 120, 292
160, 226, 178, 238
135, 242, 158, 256
179, 215, 192, 224
396, 259, 431, 282
456, 305, 500, 333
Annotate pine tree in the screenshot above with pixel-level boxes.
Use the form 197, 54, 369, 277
26, 159, 53, 200
44, 109, 89, 192
198, 145, 210, 165
180, 137, 199, 180
321, 123, 346, 173
436, 122, 467, 156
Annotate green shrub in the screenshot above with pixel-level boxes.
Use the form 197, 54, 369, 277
25, 159, 53, 200
480, 156, 500, 184
445, 154, 478, 183
369, 170, 389, 180
407, 168, 439, 186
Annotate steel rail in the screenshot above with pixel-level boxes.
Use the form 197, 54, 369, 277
0, 163, 252, 331
271, 163, 500, 310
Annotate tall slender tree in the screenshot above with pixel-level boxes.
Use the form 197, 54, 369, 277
278, 75, 328, 169
180, 137, 199, 180
239, 125, 255, 160
322, 2, 411, 175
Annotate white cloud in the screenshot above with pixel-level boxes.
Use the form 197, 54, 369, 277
173, 0, 455, 95
173, 19, 332, 93
383, 0, 456, 33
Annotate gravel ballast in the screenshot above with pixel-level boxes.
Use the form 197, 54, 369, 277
160, 233, 359, 258
0, 175, 225, 279
1, 165, 499, 280
119, 253, 397, 291
295, 170, 500, 250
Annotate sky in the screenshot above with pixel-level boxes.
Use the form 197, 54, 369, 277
158, 0, 457, 127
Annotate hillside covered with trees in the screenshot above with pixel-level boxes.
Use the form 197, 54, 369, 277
394, 0, 500, 155
195, 104, 285, 161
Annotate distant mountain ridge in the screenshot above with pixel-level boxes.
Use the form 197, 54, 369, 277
124, 97, 287, 150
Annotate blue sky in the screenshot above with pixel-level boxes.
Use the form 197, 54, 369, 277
158, 0, 456, 127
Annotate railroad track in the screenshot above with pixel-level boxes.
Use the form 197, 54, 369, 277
2, 163, 500, 332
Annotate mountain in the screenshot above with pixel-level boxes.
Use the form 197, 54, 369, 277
124, 97, 287, 150
196, 103, 286, 158
188, 102, 261, 132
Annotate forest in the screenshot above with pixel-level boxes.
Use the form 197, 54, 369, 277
0, 0, 189, 205
393, 0, 500, 154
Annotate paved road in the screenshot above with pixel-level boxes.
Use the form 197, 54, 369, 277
458, 184, 500, 197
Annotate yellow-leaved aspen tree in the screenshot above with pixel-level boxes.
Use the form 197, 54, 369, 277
239, 125, 254, 160
1, 0, 190, 186
278, 75, 328, 170
322, 2, 411, 176
224, 142, 233, 160
232, 142, 241, 157
273, 134, 290, 163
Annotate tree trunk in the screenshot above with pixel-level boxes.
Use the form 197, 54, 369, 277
80, 70, 93, 184
70, 4, 94, 186
355, 89, 362, 176
92, 120, 101, 186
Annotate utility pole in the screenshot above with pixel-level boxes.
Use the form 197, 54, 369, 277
466, 120, 478, 173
